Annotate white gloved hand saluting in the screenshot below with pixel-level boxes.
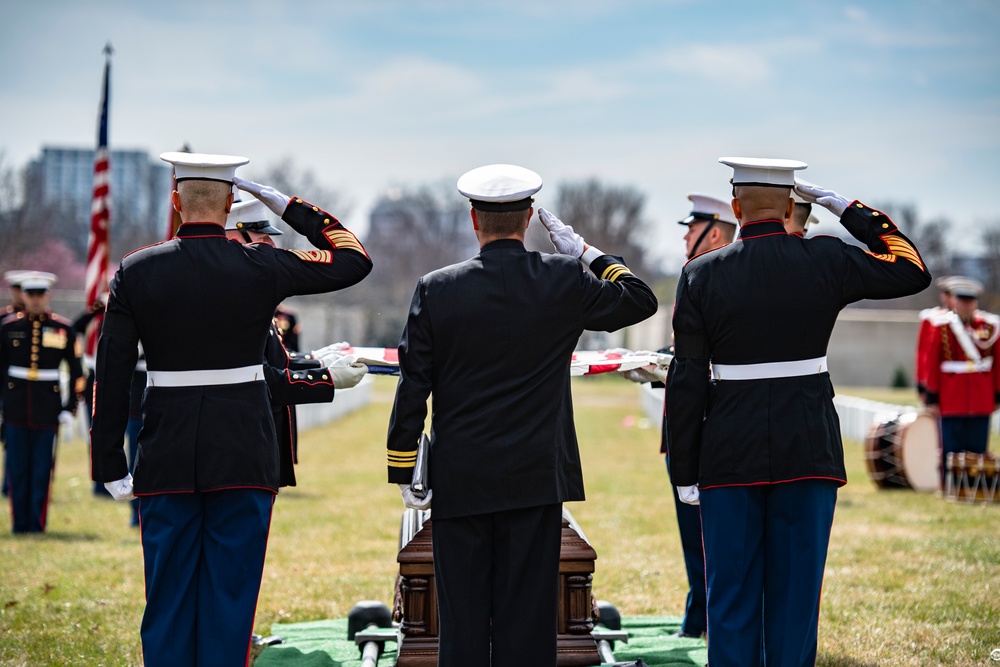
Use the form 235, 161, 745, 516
398, 483, 433, 511
105, 473, 135, 502
677, 484, 700, 506
538, 208, 585, 257
327, 355, 368, 390
233, 176, 292, 217
794, 181, 851, 217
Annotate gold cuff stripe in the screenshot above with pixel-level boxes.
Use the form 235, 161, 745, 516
388, 451, 417, 461
601, 265, 631, 282
387, 461, 415, 468
289, 249, 333, 264
864, 250, 897, 263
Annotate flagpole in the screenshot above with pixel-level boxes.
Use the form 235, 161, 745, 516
84, 42, 113, 368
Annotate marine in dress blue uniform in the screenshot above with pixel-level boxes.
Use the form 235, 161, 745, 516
90, 152, 372, 667
2, 270, 29, 498
1, 272, 85, 533
386, 164, 657, 667
666, 158, 931, 666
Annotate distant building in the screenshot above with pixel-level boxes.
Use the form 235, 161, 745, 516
28, 146, 172, 253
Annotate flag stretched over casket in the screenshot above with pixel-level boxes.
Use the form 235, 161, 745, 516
342, 347, 661, 377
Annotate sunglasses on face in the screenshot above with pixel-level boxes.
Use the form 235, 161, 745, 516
23, 289, 48, 297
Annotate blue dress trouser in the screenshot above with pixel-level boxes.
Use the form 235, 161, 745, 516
700, 480, 838, 667
5, 425, 56, 533
665, 455, 706, 636
138, 489, 274, 667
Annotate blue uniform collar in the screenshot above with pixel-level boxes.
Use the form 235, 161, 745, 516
175, 222, 227, 238
737, 219, 786, 240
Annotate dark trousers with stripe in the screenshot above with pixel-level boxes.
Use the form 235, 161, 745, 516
432, 503, 562, 667
138, 489, 274, 667
700, 480, 837, 667
5, 425, 56, 533
666, 455, 706, 636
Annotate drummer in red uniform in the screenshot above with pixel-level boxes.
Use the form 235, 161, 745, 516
915, 276, 956, 403
923, 276, 999, 486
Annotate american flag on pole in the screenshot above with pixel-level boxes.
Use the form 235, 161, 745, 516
84, 43, 112, 364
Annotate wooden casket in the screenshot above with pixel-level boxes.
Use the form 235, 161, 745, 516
392, 508, 601, 666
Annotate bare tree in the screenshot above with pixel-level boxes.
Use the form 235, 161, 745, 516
980, 224, 1000, 312
525, 178, 653, 278
258, 158, 353, 251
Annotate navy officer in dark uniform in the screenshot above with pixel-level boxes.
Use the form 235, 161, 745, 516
386, 163, 657, 667
90, 152, 372, 667
1, 271, 85, 532
666, 157, 931, 666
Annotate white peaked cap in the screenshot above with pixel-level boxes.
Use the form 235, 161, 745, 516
949, 276, 983, 298
4, 270, 28, 287
19, 271, 57, 291
719, 157, 807, 187
681, 193, 737, 226
226, 198, 283, 234
160, 152, 249, 184
457, 164, 542, 211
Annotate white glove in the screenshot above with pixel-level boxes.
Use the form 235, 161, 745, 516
794, 181, 850, 217
104, 473, 135, 502
313, 341, 353, 367
619, 351, 671, 383
232, 176, 291, 217
399, 483, 433, 510
328, 355, 367, 389
677, 484, 700, 506
58, 410, 75, 427
538, 208, 585, 257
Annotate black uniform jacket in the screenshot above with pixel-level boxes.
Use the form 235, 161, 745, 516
90, 199, 371, 494
263, 324, 333, 487
1, 311, 85, 428
386, 239, 657, 520
666, 202, 931, 489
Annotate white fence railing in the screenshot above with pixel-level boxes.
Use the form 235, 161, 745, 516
638, 383, 1000, 443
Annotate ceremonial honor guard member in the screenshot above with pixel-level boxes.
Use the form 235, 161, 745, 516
224, 193, 367, 488
666, 157, 930, 666
90, 152, 372, 667
624, 192, 737, 639
922, 276, 999, 484
386, 164, 657, 667
785, 185, 820, 237
2, 270, 28, 498
915, 276, 956, 403
1, 271, 84, 533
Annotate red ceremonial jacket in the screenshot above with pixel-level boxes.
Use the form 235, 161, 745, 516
924, 310, 1000, 416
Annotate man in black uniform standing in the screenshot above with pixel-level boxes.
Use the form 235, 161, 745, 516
666, 157, 931, 666
386, 163, 657, 667
1, 271, 85, 532
90, 152, 372, 667
224, 193, 368, 488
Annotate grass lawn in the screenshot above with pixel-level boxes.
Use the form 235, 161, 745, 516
1, 375, 998, 666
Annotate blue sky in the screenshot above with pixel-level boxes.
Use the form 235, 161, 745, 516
2, 0, 998, 271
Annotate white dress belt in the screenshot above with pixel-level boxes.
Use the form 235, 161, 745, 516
940, 358, 993, 374
146, 364, 264, 388
712, 356, 828, 381
7, 366, 60, 381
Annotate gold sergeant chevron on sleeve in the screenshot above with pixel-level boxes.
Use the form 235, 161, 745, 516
600, 263, 633, 282
387, 449, 417, 468
866, 235, 925, 271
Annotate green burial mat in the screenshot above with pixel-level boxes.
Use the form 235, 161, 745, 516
254, 616, 707, 667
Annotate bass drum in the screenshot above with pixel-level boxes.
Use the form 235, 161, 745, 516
864, 411, 939, 492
